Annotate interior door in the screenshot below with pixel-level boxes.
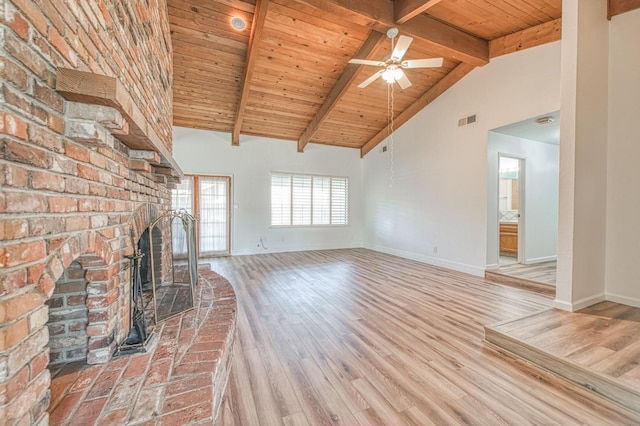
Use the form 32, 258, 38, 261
498, 156, 522, 265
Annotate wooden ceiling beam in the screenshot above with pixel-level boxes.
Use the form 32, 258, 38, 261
608, 0, 640, 19
394, 0, 444, 24
360, 62, 476, 157
291, 0, 489, 66
401, 15, 488, 66
297, 31, 385, 152
489, 18, 561, 58
233, 0, 269, 146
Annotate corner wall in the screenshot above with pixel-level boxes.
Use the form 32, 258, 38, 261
604, 8, 640, 307
362, 42, 561, 277
172, 127, 364, 254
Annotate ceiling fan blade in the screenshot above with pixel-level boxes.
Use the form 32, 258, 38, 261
349, 59, 386, 67
402, 58, 444, 68
391, 35, 413, 61
396, 72, 412, 90
358, 70, 384, 88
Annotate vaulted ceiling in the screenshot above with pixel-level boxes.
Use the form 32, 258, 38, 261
168, 0, 562, 156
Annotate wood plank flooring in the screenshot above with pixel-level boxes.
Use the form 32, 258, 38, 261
485, 261, 557, 296
484, 270, 556, 297
496, 261, 557, 285
486, 301, 640, 413
209, 249, 639, 425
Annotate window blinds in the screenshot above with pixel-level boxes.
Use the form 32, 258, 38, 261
271, 173, 348, 226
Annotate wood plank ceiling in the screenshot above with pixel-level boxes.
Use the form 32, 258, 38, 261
169, 0, 562, 156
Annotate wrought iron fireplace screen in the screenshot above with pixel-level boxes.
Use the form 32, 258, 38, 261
148, 210, 198, 323
119, 211, 198, 354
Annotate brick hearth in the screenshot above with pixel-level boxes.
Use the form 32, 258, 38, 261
47, 267, 236, 425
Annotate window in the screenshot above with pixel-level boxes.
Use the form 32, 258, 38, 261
171, 176, 194, 255
271, 173, 348, 226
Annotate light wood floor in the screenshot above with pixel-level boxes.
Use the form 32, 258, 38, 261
210, 249, 639, 425
496, 260, 557, 286
487, 301, 640, 411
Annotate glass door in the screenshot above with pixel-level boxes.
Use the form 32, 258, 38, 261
171, 175, 231, 257
198, 176, 230, 256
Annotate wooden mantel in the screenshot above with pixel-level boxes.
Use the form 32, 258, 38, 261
56, 68, 183, 177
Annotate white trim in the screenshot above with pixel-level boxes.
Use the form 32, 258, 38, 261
485, 263, 499, 270
552, 299, 573, 311
522, 255, 557, 264
231, 242, 363, 256
368, 244, 485, 277
606, 292, 640, 309
553, 293, 606, 312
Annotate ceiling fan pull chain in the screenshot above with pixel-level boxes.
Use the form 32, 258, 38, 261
389, 83, 395, 188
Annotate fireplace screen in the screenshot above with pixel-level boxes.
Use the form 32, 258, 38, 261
148, 210, 198, 323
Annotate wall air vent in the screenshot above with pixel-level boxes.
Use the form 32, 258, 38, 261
458, 114, 477, 127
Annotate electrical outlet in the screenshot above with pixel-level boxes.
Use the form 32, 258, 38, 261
433, 246, 438, 254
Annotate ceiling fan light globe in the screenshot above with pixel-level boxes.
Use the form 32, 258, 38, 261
393, 68, 404, 80
382, 68, 396, 83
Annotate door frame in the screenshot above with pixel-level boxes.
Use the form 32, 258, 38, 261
497, 154, 525, 265
184, 174, 232, 257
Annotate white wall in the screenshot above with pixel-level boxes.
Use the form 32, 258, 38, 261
605, 8, 640, 307
556, 0, 614, 311
486, 133, 559, 269
362, 42, 561, 277
172, 128, 363, 255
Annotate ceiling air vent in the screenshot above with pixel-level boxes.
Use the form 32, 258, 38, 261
458, 114, 477, 127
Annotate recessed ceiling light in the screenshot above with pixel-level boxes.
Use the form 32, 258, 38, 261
231, 16, 246, 31
535, 116, 554, 125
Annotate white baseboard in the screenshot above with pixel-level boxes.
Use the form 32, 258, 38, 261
553, 293, 606, 312
522, 255, 557, 265
231, 242, 363, 256
552, 299, 573, 311
605, 292, 640, 309
485, 263, 499, 271
367, 244, 485, 277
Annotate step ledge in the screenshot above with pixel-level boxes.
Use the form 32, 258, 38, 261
484, 319, 640, 414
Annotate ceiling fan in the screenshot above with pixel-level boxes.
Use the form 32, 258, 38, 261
349, 28, 443, 90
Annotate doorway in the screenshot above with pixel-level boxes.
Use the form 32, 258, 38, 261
171, 174, 231, 256
485, 111, 560, 290
498, 155, 523, 266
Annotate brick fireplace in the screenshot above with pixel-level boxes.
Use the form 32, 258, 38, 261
0, 1, 182, 424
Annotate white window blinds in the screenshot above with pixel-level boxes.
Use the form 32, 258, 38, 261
271, 174, 292, 226
271, 173, 348, 226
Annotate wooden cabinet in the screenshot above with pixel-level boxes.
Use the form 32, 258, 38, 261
499, 223, 518, 257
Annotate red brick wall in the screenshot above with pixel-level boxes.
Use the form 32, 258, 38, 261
46, 261, 88, 365
0, 1, 174, 424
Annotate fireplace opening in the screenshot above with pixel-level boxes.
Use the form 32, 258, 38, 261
157, 212, 198, 320
147, 211, 198, 322
117, 211, 199, 354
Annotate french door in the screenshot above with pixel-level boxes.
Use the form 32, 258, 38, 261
172, 175, 231, 256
